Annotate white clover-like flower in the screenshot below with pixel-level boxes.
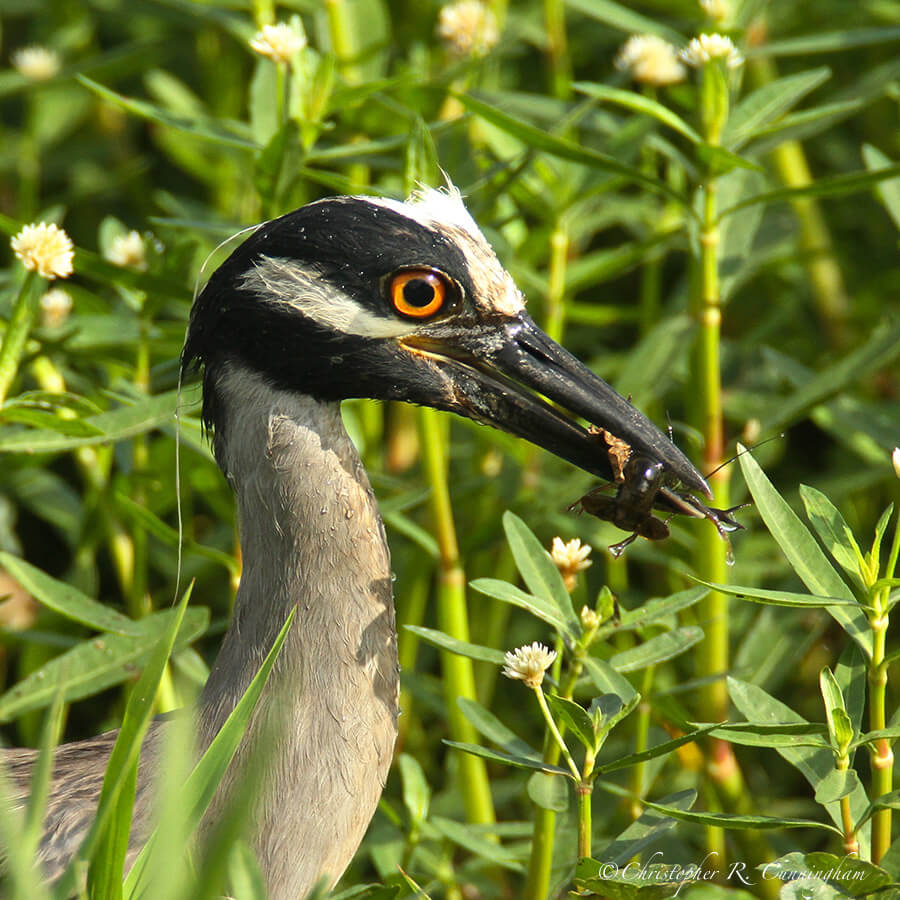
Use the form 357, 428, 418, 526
11, 223, 74, 280
437, 0, 500, 58
580, 605, 600, 630
699, 0, 730, 22
249, 21, 307, 65
105, 230, 147, 270
11, 46, 61, 81
40, 288, 73, 327
502, 642, 557, 689
680, 33, 743, 69
551, 536, 592, 591
892, 447, 900, 480
615, 34, 686, 86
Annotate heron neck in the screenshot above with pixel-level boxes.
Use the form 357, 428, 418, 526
197, 364, 398, 897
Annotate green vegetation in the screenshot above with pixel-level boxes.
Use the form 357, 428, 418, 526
0, 0, 898, 897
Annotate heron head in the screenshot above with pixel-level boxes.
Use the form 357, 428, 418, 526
183, 186, 708, 496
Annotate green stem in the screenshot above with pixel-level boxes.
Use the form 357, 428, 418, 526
525, 659, 584, 900
535, 685, 579, 781
868, 613, 892, 862
630, 666, 654, 818
0, 271, 38, 406
418, 407, 496, 828
543, 0, 571, 100
545, 219, 569, 345
693, 105, 732, 859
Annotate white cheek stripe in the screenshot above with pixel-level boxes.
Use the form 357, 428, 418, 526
239, 256, 414, 339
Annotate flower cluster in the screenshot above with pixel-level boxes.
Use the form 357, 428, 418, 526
12, 46, 60, 81
680, 33, 743, 69
11, 223, 74, 280
502, 642, 557, 689
550, 536, 593, 592
40, 288, 73, 327
437, 0, 499, 57
249, 21, 306, 65
699, 0, 730, 23
615, 35, 686, 86
105, 230, 147, 270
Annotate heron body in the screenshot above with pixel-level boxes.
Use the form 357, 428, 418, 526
4, 187, 708, 898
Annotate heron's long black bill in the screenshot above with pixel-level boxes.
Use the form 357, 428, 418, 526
402, 312, 710, 496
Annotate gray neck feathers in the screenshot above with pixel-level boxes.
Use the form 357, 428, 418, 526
198, 364, 399, 900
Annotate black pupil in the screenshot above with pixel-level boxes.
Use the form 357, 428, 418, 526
403, 277, 436, 307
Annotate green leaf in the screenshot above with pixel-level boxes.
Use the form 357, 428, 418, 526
573, 82, 701, 143
635, 796, 842, 834
819, 666, 850, 748
609, 626, 703, 672
124, 606, 296, 897
545, 693, 597, 752
852, 789, 900, 832
760, 853, 893, 898
83, 585, 192, 898
0, 390, 188, 452
703, 723, 830, 750
430, 815, 525, 872
722, 67, 831, 150
595, 789, 696, 865
760, 321, 900, 437
835, 643, 868, 740
0, 551, 144, 634
799, 486, 866, 589
502, 512, 580, 639
527, 772, 569, 812
596, 724, 721, 775
576, 859, 691, 900
470, 577, 576, 642
114, 495, 240, 577
851, 725, 900, 748
442, 740, 571, 777
863, 144, 900, 229
593, 692, 641, 742
613, 586, 708, 631
455, 92, 685, 204
563, 0, 685, 45
750, 27, 900, 57
696, 143, 765, 178
722, 163, 900, 216
397, 754, 430, 828
582, 656, 638, 705
867, 503, 894, 584
0, 607, 208, 721
403, 625, 506, 665
456, 696, 541, 760
77, 75, 257, 149
738, 449, 871, 656
0, 407, 104, 436
728, 677, 871, 850
694, 578, 857, 608
814, 768, 862, 804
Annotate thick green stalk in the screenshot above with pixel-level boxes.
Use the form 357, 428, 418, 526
0, 272, 38, 406
747, 55, 848, 346
694, 182, 730, 724
693, 124, 731, 862
543, 0, 571, 100
629, 666, 655, 818
417, 407, 496, 828
868, 609, 892, 861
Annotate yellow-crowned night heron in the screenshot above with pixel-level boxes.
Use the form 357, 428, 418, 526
4, 187, 708, 899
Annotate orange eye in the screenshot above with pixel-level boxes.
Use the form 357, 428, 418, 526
388, 268, 449, 319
